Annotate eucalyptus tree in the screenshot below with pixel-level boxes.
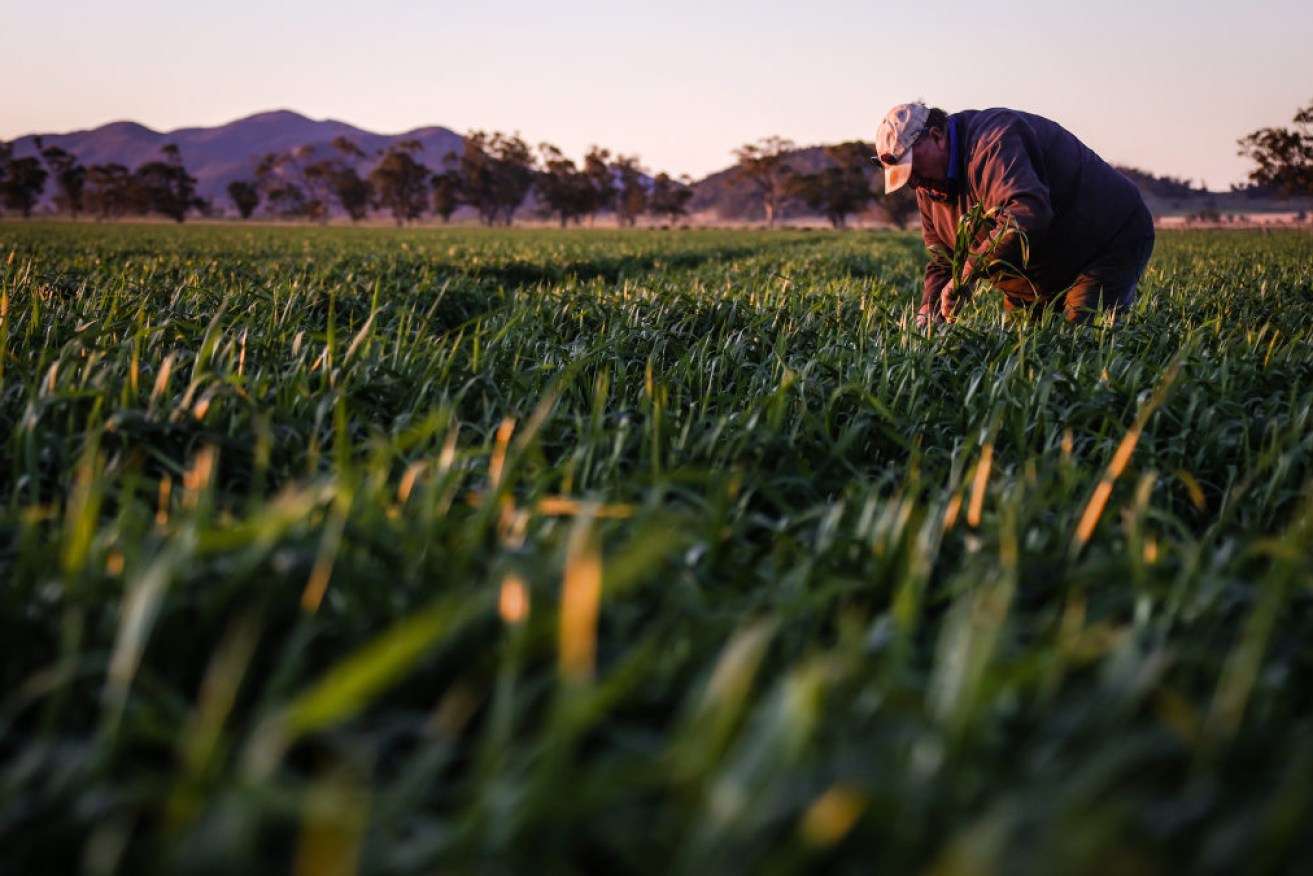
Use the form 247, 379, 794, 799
0, 149, 48, 219
874, 185, 919, 230
488, 133, 536, 225
132, 143, 199, 222
733, 135, 796, 228
536, 143, 592, 227
227, 180, 261, 219
369, 140, 431, 226
39, 144, 87, 218
254, 151, 308, 218
1239, 99, 1313, 197
611, 154, 647, 227
322, 136, 373, 222
84, 163, 133, 219
648, 173, 694, 225
432, 151, 462, 223
582, 146, 615, 226
786, 141, 875, 229
457, 131, 536, 226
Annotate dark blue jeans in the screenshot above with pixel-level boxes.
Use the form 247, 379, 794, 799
1005, 208, 1156, 324
1060, 212, 1156, 323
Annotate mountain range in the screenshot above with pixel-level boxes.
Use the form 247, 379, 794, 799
7, 110, 463, 207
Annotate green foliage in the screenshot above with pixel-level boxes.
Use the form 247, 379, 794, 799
1238, 98, 1313, 197
249, 140, 375, 224
323, 165, 373, 224
1, 224, 1312, 873
84, 162, 135, 219
535, 143, 593, 227
733, 136, 797, 229
929, 202, 1032, 318
787, 142, 877, 229
79, 145, 201, 222
874, 184, 920, 230
39, 145, 87, 218
368, 141, 431, 227
457, 131, 537, 227
431, 166, 462, 223
134, 144, 201, 223
611, 154, 647, 227
582, 146, 616, 224
0, 155, 49, 219
226, 179, 261, 219
649, 172, 694, 225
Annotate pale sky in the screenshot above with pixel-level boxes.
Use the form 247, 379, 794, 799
3, 0, 1310, 190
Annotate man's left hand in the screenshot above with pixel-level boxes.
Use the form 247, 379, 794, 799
915, 304, 933, 331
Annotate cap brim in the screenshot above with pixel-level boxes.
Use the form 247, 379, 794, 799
884, 152, 913, 194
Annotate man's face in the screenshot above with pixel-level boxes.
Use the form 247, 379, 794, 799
908, 127, 953, 200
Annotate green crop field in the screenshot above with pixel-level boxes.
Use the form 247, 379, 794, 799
1, 222, 1311, 874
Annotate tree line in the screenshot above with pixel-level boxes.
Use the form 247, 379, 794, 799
230, 131, 920, 230
230, 131, 701, 228
0, 128, 909, 228
0, 131, 695, 226
0, 139, 200, 222
5, 99, 1307, 226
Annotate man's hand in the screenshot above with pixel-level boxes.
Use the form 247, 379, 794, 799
939, 280, 961, 322
915, 304, 932, 331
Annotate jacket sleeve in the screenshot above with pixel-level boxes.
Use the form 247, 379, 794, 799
920, 197, 952, 320
966, 116, 1054, 282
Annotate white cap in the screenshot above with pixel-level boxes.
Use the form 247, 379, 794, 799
875, 102, 931, 194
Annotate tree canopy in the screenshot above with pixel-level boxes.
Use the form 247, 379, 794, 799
535, 143, 593, 227
227, 180, 261, 219
369, 140, 431, 226
39, 144, 87, 218
457, 132, 536, 226
649, 173, 694, 225
1238, 99, 1313, 197
0, 155, 48, 219
611, 155, 647, 227
786, 142, 876, 229
131, 144, 200, 222
733, 136, 796, 229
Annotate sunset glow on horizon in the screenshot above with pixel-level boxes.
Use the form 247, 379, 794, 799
4, 0, 1310, 190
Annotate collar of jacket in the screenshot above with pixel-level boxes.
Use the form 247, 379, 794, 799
922, 114, 964, 204
948, 114, 962, 187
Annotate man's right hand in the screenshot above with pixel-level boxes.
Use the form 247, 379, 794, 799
940, 280, 961, 322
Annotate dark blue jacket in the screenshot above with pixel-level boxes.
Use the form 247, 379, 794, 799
920, 108, 1151, 313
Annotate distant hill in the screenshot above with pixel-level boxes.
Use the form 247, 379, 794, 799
8, 110, 463, 207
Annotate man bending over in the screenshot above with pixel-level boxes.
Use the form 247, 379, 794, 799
876, 102, 1155, 327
